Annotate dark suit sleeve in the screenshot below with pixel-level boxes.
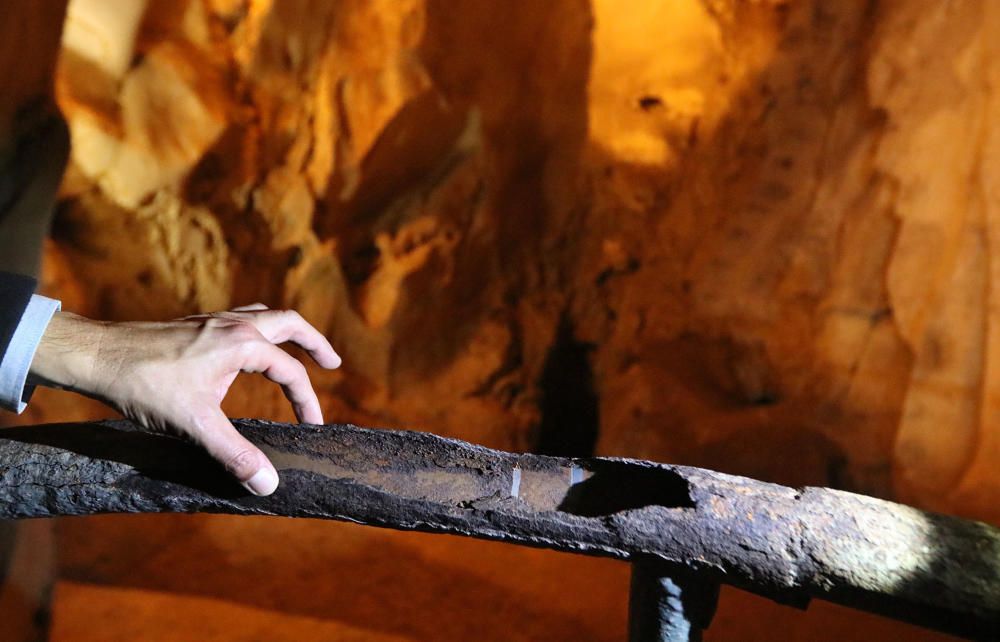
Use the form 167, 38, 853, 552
0, 271, 37, 362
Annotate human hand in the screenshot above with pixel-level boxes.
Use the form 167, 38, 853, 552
28, 304, 341, 496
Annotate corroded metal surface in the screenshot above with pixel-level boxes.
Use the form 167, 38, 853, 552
0, 419, 997, 639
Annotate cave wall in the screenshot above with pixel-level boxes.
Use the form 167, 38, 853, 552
34, 0, 1000, 522
0, 1, 995, 640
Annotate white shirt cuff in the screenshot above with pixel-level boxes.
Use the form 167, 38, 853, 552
0, 294, 60, 413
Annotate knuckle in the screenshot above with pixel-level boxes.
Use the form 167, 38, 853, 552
282, 309, 305, 325
203, 316, 228, 328
224, 448, 260, 479
228, 320, 262, 343
289, 356, 309, 378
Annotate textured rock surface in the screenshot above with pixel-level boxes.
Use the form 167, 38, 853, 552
1, 0, 997, 640
36, 0, 1000, 522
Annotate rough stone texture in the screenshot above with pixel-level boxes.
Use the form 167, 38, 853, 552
1, 420, 997, 639
33, 0, 1000, 523
1, 0, 998, 640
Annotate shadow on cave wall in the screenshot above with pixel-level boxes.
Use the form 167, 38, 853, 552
380, 0, 597, 398
252, 0, 601, 451
536, 314, 599, 457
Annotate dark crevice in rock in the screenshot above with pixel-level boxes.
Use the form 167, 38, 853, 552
535, 315, 599, 458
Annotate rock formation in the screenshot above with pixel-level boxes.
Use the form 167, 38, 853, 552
2, 0, 998, 640
36, 0, 1000, 522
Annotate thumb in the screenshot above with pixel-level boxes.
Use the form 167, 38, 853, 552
193, 406, 280, 496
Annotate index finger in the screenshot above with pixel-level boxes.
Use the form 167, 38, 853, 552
242, 310, 341, 369
240, 339, 325, 425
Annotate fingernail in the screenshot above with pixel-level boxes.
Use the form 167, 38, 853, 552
329, 350, 342, 369
243, 468, 279, 496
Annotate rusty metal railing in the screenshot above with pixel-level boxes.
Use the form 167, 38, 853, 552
0, 420, 997, 640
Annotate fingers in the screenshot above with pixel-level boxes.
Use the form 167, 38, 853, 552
182, 303, 268, 322
231, 302, 269, 312
240, 309, 341, 369
193, 406, 279, 496
241, 339, 324, 425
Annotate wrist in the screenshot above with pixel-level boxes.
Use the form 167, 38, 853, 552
29, 312, 109, 396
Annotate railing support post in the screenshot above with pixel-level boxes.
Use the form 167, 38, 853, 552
628, 560, 719, 642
